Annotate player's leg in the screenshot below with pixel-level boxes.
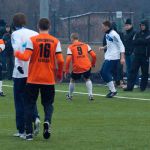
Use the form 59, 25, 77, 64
13, 78, 27, 138
66, 72, 81, 101
67, 78, 75, 100
100, 60, 117, 98
83, 69, 94, 101
140, 57, 149, 91
24, 84, 39, 140
40, 85, 55, 139
32, 105, 41, 136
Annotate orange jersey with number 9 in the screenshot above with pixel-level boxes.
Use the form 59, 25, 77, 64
67, 42, 92, 73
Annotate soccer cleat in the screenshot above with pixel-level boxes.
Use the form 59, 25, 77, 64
0, 92, 5, 97
66, 94, 72, 101
43, 122, 51, 139
106, 91, 117, 98
26, 134, 33, 141
89, 95, 94, 101
34, 118, 41, 136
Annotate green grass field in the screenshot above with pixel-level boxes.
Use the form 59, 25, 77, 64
0, 80, 150, 150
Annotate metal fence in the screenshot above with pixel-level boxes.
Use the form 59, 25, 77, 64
51, 11, 134, 44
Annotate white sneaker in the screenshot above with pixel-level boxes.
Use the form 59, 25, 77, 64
134, 85, 139, 89
20, 133, 26, 140
34, 118, 41, 136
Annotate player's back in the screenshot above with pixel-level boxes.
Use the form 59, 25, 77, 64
27, 33, 60, 85
68, 41, 91, 73
12, 28, 38, 78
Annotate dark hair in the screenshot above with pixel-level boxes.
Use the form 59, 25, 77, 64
70, 33, 79, 40
38, 18, 50, 30
13, 13, 27, 27
103, 21, 112, 28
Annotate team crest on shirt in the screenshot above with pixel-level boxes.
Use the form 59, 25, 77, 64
106, 35, 113, 42
22, 42, 27, 48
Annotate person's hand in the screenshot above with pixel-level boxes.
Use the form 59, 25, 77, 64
92, 63, 95, 68
56, 70, 63, 83
120, 57, 125, 65
17, 66, 24, 74
99, 46, 104, 51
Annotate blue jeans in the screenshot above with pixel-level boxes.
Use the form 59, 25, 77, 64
125, 55, 139, 85
13, 78, 39, 134
100, 60, 119, 83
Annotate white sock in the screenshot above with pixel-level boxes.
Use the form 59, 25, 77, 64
69, 82, 75, 96
107, 81, 116, 92
0, 81, 2, 92
86, 80, 93, 96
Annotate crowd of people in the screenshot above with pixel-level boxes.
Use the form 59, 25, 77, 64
101, 19, 150, 93
0, 12, 149, 141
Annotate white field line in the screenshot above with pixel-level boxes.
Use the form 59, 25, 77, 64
3, 84, 150, 101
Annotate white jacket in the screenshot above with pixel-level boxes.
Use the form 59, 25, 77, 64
11, 27, 38, 78
105, 30, 125, 60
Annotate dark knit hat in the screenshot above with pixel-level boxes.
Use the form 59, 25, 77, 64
125, 18, 132, 25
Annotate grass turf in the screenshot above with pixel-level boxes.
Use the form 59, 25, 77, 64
0, 81, 150, 150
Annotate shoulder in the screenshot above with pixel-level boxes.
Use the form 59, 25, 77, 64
23, 28, 39, 37
111, 30, 119, 36
68, 44, 73, 50
49, 34, 60, 44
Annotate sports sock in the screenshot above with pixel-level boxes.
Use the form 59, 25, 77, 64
69, 82, 75, 96
0, 81, 2, 92
86, 80, 93, 96
107, 81, 116, 92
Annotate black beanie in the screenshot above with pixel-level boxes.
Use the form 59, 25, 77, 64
125, 18, 132, 25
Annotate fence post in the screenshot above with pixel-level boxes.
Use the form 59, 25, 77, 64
87, 14, 91, 43
68, 16, 71, 42
53, 11, 56, 36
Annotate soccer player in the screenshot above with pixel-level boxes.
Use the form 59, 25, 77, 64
11, 13, 40, 139
0, 39, 5, 96
65, 33, 96, 101
15, 18, 64, 140
99, 21, 125, 98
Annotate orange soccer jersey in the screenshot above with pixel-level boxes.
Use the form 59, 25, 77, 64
66, 41, 96, 73
0, 39, 4, 44
0, 39, 5, 51
24, 33, 63, 85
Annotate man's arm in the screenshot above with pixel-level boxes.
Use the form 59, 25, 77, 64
89, 50, 96, 67
65, 55, 72, 74
87, 45, 96, 67
14, 49, 33, 61
55, 41, 64, 82
14, 37, 34, 61
115, 33, 125, 65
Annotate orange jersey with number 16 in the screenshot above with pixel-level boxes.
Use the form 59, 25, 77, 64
26, 33, 62, 85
